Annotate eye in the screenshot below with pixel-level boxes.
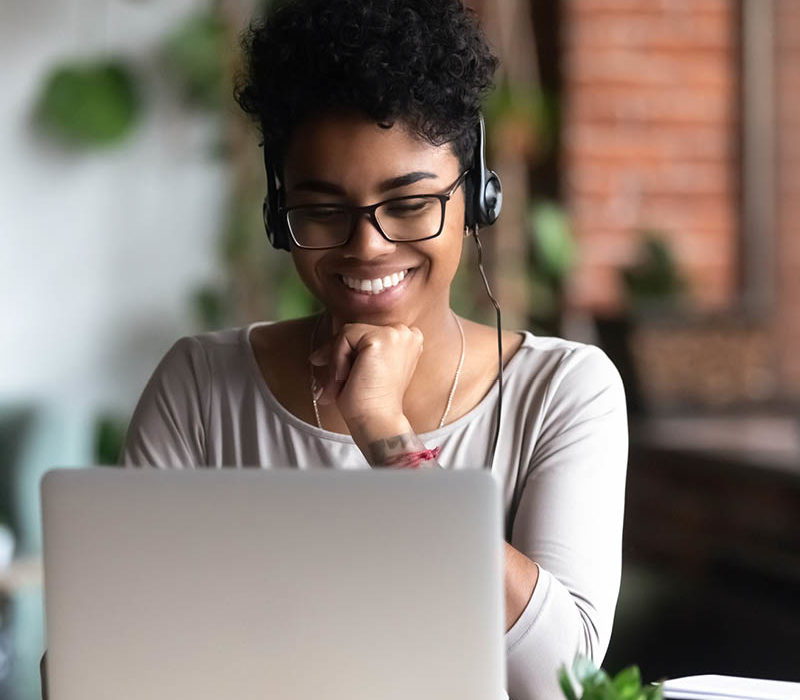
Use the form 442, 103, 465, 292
382, 198, 436, 217
301, 206, 347, 222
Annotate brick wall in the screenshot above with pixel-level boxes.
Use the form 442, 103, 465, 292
562, 0, 740, 313
775, 0, 800, 395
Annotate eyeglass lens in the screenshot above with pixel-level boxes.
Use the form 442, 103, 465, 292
287, 196, 444, 248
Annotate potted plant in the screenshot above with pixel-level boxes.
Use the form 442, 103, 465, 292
559, 656, 663, 700
594, 230, 687, 416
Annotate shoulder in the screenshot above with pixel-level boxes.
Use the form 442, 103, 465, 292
147, 324, 263, 398
161, 326, 242, 377
521, 336, 627, 443
506, 333, 626, 420
513, 332, 620, 383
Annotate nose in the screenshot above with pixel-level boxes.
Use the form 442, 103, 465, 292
342, 210, 397, 259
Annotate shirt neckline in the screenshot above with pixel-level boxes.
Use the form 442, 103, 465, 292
243, 320, 534, 444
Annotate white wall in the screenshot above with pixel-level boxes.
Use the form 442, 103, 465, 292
0, 0, 231, 418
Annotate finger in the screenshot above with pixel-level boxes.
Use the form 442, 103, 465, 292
309, 333, 334, 403
309, 363, 328, 402
318, 333, 356, 405
332, 333, 356, 383
309, 340, 332, 367
409, 326, 424, 355
310, 322, 367, 365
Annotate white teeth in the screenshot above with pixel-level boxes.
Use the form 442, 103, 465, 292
341, 269, 409, 294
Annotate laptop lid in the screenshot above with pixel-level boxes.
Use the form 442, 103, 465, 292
41, 468, 506, 700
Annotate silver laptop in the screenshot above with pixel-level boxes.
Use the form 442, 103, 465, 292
41, 468, 506, 700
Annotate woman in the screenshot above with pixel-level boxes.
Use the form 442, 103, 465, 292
121, 1, 628, 698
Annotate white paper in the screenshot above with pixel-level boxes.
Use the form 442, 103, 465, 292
662, 674, 800, 700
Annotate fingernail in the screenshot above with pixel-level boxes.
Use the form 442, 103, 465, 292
309, 351, 327, 366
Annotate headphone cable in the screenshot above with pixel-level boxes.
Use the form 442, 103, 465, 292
470, 224, 503, 471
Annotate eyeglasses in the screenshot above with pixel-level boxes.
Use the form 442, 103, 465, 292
281, 170, 470, 250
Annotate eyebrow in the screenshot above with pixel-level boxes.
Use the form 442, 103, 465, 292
289, 171, 439, 196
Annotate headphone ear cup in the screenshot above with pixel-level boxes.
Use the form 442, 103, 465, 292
471, 114, 503, 228
263, 160, 291, 251
482, 171, 503, 225
264, 203, 290, 252
263, 196, 280, 249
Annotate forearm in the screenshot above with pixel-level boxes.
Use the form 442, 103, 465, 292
348, 415, 441, 468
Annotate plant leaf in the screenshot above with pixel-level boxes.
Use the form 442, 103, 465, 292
573, 655, 600, 684
36, 60, 140, 147
612, 665, 642, 699
558, 666, 579, 700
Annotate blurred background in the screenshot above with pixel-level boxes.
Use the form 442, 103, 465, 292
1, 0, 798, 697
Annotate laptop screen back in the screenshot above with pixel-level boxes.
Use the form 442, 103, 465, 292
41, 468, 506, 700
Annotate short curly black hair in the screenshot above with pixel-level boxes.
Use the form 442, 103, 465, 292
234, 0, 498, 170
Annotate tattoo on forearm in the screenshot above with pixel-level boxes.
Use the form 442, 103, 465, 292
367, 432, 441, 468
369, 432, 417, 462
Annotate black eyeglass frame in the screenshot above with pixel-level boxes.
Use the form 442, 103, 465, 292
280, 170, 470, 250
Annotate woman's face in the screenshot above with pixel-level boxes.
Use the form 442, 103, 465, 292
282, 111, 466, 329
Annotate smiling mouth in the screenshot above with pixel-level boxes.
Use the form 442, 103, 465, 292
337, 268, 413, 295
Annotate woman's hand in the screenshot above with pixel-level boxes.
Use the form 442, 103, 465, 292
309, 322, 424, 451
309, 320, 442, 469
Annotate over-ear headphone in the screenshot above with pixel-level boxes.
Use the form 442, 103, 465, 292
465, 114, 503, 229
262, 155, 288, 251
262, 113, 502, 251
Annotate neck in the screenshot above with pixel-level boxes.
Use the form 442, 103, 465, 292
405, 299, 465, 429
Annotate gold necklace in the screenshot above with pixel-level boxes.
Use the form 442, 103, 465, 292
308, 312, 466, 431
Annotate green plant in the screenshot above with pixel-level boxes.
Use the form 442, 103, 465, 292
275, 268, 320, 320
527, 200, 575, 284
621, 231, 686, 309
162, 10, 228, 109
94, 414, 129, 466
192, 284, 231, 330
559, 656, 663, 700
525, 199, 575, 331
484, 78, 557, 159
35, 59, 140, 147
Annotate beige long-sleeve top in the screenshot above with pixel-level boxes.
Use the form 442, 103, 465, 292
121, 323, 628, 700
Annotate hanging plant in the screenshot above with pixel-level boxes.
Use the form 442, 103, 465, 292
621, 231, 688, 312
162, 10, 228, 109
34, 59, 140, 148
527, 200, 575, 285
525, 200, 575, 331
484, 78, 555, 159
